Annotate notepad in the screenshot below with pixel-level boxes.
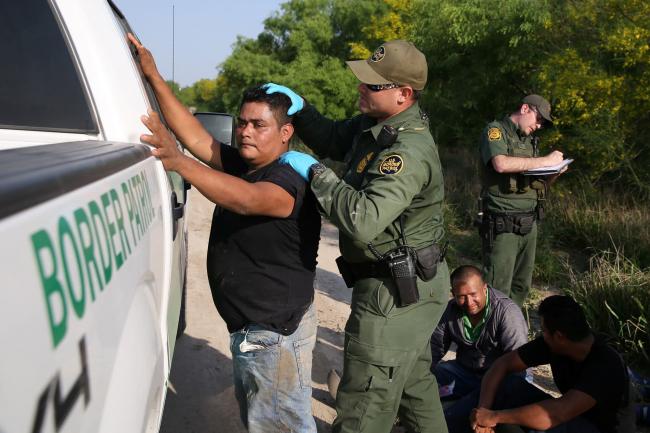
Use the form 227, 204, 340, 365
523, 158, 573, 176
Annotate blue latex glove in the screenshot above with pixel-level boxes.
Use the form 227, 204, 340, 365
264, 82, 304, 115
279, 151, 319, 181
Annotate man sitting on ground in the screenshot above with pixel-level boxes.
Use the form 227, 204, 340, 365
471, 295, 635, 433
431, 265, 528, 433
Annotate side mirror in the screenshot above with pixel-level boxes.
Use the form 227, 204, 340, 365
194, 112, 236, 147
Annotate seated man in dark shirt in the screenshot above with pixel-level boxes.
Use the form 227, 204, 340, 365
129, 34, 321, 433
431, 265, 528, 433
471, 295, 635, 433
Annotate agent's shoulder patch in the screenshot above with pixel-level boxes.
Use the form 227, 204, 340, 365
487, 127, 502, 141
378, 154, 404, 175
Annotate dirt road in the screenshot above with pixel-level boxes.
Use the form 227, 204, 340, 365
159, 187, 349, 433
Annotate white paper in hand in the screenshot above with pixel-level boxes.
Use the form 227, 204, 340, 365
523, 158, 573, 176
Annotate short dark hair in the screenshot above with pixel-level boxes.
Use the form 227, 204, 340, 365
450, 265, 484, 289
538, 295, 591, 341
240, 85, 293, 127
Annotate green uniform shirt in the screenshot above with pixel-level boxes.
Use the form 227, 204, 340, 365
293, 102, 445, 262
479, 117, 538, 213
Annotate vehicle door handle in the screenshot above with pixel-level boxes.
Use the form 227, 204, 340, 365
171, 191, 183, 240
171, 191, 184, 220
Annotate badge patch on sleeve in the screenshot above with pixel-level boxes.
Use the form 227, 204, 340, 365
488, 127, 502, 141
379, 154, 404, 175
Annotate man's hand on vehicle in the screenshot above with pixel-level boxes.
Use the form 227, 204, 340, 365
140, 109, 184, 171
127, 33, 160, 80
279, 151, 318, 181
264, 83, 304, 115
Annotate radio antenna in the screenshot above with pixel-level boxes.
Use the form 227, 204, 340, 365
172, 4, 175, 84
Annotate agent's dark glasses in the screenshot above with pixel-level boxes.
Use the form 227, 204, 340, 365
365, 83, 401, 92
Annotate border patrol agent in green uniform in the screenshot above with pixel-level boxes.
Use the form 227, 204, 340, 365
478, 95, 564, 306
265, 40, 450, 433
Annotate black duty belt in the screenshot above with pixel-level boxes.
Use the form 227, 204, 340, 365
487, 211, 536, 236
349, 260, 392, 280
336, 242, 445, 288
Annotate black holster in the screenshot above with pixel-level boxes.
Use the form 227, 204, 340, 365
335, 256, 356, 288
479, 217, 495, 251
414, 243, 446, 281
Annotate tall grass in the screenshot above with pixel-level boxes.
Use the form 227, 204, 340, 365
442, 146, 481, 229
564, 251, 649, 374
547, 183, 650, 269
441, 146, 482, 268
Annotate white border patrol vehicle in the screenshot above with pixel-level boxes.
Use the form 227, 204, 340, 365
0, 0, 190, 432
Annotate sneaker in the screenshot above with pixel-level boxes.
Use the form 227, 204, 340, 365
438, 380, 456, 398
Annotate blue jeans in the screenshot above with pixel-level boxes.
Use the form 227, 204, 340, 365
434, 361, 533, 433
492, 374, 601, 433
434, 360, 484, 433
230, 305, 317, 433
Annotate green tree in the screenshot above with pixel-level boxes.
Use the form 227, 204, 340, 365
210, 0, 408, 119
180, 0, 650, 193
535, 0, 650, 192
409, 0, 550, 147
166, 80, 203, 109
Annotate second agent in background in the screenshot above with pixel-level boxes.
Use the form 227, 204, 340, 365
128, 34, 321, 433
477, 95, 565, 307
268, 40, 450, 433
431, 265, 528, 433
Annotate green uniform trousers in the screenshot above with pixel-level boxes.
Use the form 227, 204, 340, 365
332, 261, 450, 433
482, 222, 537, 307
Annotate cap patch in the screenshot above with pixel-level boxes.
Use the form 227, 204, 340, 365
371, 46, 385, 62
356, 152, 375, 173
488, 127, 502, 141
379, 154, 404, 175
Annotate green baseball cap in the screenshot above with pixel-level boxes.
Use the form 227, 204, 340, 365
522, 94, 553, 124
346, 40, 428, 90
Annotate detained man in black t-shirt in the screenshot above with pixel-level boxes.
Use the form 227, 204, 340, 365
470, 295, 635, 433
130, 34, 320, 433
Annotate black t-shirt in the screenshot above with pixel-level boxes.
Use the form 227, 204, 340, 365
206, 144, 321, 335
518, 336, 630, 433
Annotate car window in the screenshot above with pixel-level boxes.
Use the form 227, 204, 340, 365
107, 0, 169, 126
108, 1, 186, 205
0, 0, 98, 133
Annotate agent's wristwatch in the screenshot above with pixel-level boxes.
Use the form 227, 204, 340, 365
308, 163, 327, 182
